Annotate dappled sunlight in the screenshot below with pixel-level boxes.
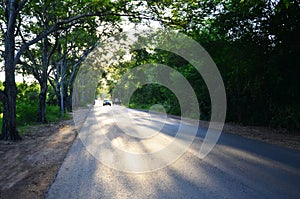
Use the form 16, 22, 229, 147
88, 136, 257, 199
112, 107, 164, 139
97, 107, 176, 153
78, 106, 201, 172
91, 148, 216, 199
111, 137, 125, 148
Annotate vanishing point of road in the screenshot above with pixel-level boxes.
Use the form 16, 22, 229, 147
46, 102, 300, 199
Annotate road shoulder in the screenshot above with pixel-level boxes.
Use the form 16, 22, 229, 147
0, 119, 77, 199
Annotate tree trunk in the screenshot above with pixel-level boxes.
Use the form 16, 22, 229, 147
37, 82, 48, 123
60, 82, 64, 116
0, 85, 20, 140
37, 37, 51, 123
0, 0, 21, 140
49, 76, 61, 108
63, 83, 73, 112
66, 85, 73, 112
59, 53, 67, 116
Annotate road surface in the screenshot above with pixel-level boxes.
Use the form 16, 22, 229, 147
46, 103, 300, 199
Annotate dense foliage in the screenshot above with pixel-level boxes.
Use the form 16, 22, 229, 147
202, 0, 300, 130
0, 82, 64, 128
102, 0, 299, 131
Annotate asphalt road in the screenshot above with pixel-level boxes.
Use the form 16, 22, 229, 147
46, 103, 300, 199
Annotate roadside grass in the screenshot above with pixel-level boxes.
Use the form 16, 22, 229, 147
0, 105, 71, 136
0, 82, 72, 137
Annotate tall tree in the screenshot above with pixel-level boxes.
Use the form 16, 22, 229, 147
0, 0, 25, 140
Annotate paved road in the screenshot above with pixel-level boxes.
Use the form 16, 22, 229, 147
46, 103, 300, 199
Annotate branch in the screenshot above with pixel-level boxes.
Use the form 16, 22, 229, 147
19, 27, 40, 77
68, 41, 98, 86
0, 22, 4, 35
48, 76, 57, 93
47, 33, 59, 67
14, 14, 22, 36
14, 11, 147, 66
15, 23, 58, 66
47, 62, 56, 77
19, 59, 40, 81
50, 37, 76, 72
23, 47, 40, 78
35, 10, 45, 25
16, 0, 28, 14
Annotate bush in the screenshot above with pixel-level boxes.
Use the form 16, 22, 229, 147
270, 104, 300, 131
16, 103, 38, 126
0, 82, 67, 129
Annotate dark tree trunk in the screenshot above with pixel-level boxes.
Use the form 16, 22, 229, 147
63, 83, 73, 112
37, 82, 48, 123
66, 96, 72, 112
64, 92, 72, 112
37, 37, 51, 123
0, 84, 20, 140
49, 77, 61, 108
66, 85, 73, 112
0, 0, 21, 140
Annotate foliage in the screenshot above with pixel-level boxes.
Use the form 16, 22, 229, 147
0, 82, 67, 128
129, 84, 180, 115
205, 0, 300, 130
101, 0, 300, 131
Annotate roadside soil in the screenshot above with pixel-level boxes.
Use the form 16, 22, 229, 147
222, 123, 300, 150
0, 119, 77, 199
198, 120, 300, 150
0, 110, 299, 199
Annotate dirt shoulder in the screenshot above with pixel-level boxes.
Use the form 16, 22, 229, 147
0, 119, 77, 199
168, 113, 300, 150
222, 122, 300, 150
197, 120, 300, 151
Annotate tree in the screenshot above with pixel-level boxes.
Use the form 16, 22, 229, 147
21, 4, 100, 121
49, 23, 105, 115
0, 0, 26, 140
0, 0, 142, 140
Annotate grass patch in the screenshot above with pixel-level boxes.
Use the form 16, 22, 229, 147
0, 105, 71, 137
46, 106, 71, 122
0, 82, 72, 137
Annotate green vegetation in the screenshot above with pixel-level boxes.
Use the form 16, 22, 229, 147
100, 0, 300, 132
0, 82, 70, 135
129, 84, 180, 115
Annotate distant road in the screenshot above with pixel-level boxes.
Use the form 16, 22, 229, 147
46, 104, 300, 199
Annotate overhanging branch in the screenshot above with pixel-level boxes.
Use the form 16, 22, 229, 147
14, 9, 162, 67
